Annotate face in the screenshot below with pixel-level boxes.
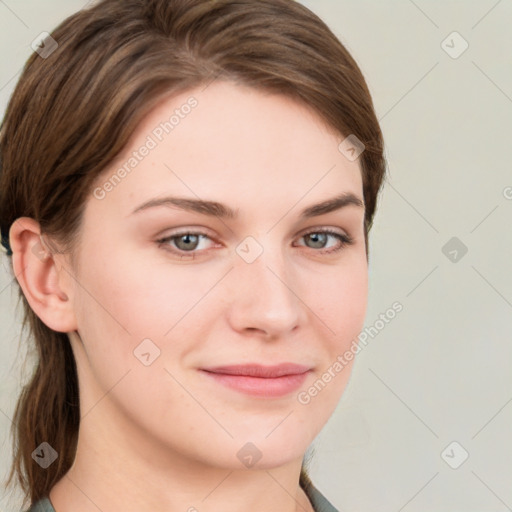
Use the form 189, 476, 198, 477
66, 80, 368, 471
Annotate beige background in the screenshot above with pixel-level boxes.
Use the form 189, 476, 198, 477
1, 1, 511, 511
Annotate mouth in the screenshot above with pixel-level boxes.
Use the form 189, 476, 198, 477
199, 363, 312, 398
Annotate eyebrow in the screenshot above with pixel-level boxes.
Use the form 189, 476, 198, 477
130, 192, 364, 220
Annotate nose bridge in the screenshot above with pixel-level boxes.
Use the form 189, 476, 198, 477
228, 235, 302, 334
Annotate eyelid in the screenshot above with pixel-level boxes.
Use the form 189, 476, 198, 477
155, 225, 217, 239
297, 224, 349, 237
157, 224, 350, 240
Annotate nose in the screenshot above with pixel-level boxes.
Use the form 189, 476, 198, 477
226, 244, 305, 338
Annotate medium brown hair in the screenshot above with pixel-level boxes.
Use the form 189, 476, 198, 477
0, 0, 386, 507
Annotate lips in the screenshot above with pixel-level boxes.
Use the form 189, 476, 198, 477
199, 363, 312, 398
200, 363, 311, 378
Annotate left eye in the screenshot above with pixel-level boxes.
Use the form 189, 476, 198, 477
156, 228, 353, 258
295, 229, 354, 253
157, 232, 213, 254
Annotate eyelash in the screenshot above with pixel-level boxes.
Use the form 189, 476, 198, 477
156, 228, 354, 259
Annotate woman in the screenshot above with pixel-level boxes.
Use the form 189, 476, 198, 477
0, 0, 386, 510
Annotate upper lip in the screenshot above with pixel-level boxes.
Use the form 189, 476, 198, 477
200, 363, 311, 378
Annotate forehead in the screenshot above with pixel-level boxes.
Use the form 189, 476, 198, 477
89, 80, 363, 219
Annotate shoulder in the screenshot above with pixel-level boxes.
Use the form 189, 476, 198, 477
23, 497, 55, 512
303, 480, 340, 512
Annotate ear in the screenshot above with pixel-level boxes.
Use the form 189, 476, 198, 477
9, 217, 78, 333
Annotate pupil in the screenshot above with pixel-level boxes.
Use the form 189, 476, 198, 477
178, 234, 198, 250
308, 233, 326, 248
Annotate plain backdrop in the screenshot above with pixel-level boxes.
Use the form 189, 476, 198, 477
1, 1, 511, 511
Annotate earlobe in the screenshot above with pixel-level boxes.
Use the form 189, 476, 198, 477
9, 217, 78, 333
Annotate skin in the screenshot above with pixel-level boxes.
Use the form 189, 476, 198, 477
11, 80, 368, 512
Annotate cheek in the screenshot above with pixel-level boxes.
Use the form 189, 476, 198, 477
309, 256, 368, 344
74, 248, 178, 334
72, 245, 225, 369
293, 262, 367, 421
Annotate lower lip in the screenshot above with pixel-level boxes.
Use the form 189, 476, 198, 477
200, 370, 310, 398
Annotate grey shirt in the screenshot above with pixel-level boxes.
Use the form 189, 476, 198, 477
24, 481, 339, 512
